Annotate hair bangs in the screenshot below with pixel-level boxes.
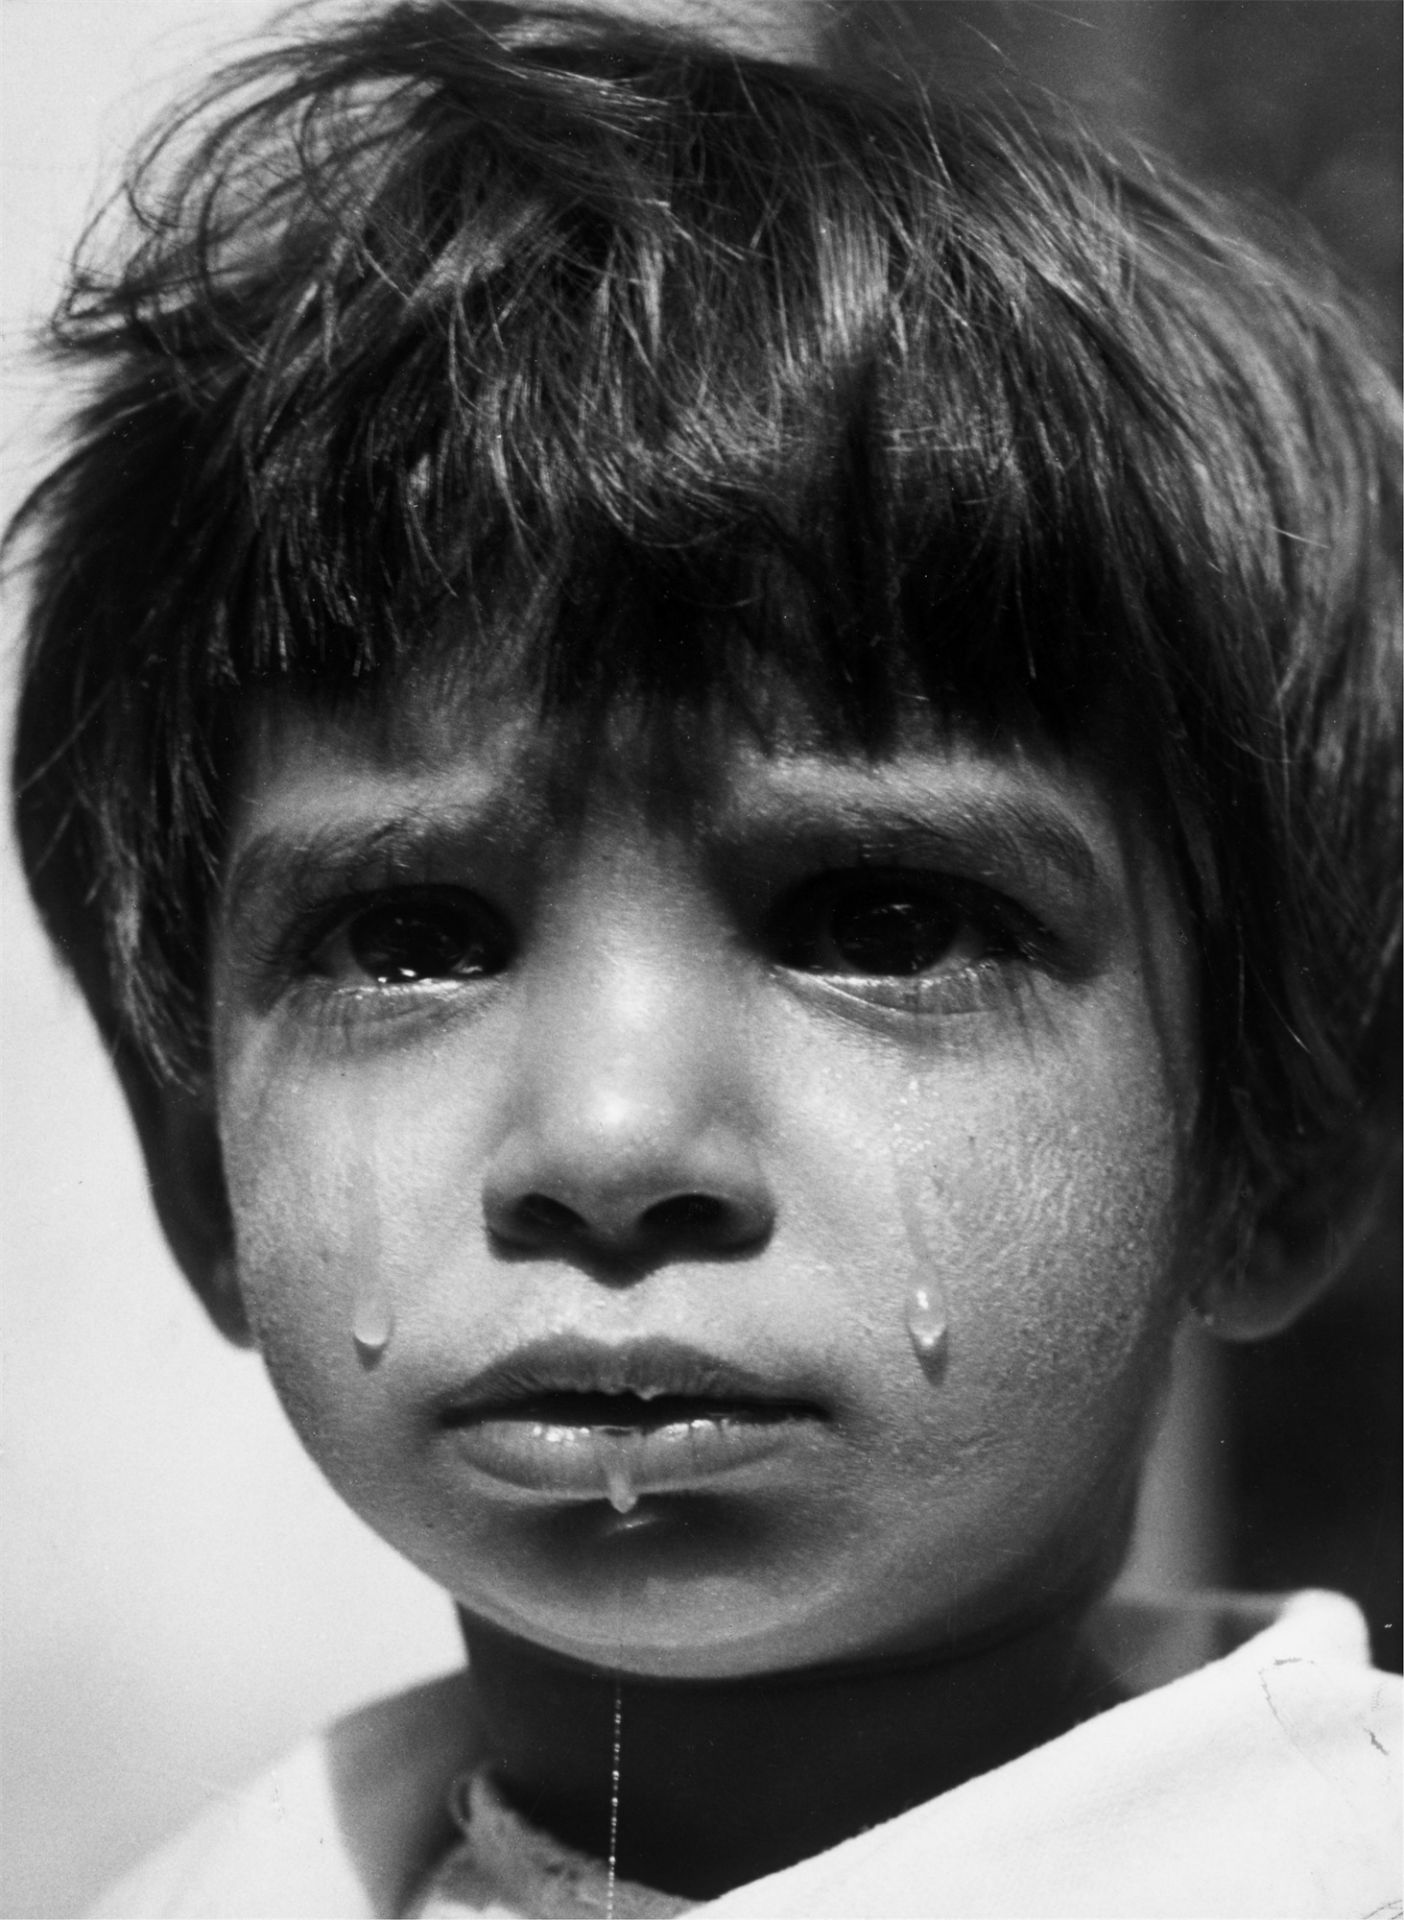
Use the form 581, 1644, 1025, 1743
164, 43, 1194, 767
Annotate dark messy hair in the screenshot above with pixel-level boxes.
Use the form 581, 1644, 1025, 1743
9, 1, 1401, 1265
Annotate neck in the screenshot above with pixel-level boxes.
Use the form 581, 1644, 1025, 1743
460, 1605, 1119, 1899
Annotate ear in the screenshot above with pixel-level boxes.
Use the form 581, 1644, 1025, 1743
1195, 1183, 1380, 1343
113, 1046, 254, 1347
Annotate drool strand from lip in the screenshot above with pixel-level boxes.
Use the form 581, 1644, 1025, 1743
600, 1434, 640, 1515
605, 1673, 623, 1920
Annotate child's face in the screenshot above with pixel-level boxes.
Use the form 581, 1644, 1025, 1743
210, 677, 1198, 1679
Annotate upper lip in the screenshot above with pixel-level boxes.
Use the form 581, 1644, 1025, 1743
437, 1335, 826, 1424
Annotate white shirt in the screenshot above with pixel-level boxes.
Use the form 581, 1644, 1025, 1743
89, 1590, 1401, 1920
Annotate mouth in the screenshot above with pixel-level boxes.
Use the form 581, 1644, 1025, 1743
438, 1336, 827, 1511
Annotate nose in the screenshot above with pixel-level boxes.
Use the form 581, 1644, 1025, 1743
481, 950, 775, 1266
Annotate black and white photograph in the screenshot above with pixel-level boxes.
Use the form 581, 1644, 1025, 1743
3, 4, 1399, 1915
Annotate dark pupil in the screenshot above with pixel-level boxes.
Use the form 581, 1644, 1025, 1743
829, 892, 960, 975
349, 904, 489, 984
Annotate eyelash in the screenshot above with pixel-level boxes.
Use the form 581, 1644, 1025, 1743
252, 867, 1051, 1031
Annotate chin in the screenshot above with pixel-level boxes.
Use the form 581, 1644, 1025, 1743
459, 1516, 882, 1680
487, 1587, 855, 1682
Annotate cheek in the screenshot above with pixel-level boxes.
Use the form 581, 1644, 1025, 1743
790, 1004, 1192, 1478
908, 1025, 1191, 1492
215, 1057, 419, 1440
954, 1096, 1182, 1394
215, 1036, 515, 1470
217, 1099, 352, 1439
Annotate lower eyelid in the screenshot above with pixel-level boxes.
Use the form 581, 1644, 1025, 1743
777, 960, 1030, 1030
821, 953, 1015, 1006
272, 970, 504, 1046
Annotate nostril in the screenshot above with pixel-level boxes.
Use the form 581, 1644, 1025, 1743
487, 1177, 773, 1257
515, 1193, 588, 1237
641, 1193, 735, 1241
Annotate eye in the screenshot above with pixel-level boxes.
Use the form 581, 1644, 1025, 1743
775, 873, 1013, 979
314, 891, 510, 986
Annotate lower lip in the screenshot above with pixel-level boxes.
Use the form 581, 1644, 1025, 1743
444, 1410, 809, 1509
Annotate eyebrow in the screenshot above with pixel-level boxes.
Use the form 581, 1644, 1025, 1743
220, 772, 1109, 941
719, 781, 1109, 906
219, 792, 543, 934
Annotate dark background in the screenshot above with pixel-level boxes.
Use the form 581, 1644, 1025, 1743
831, 0, 1401, 354
829, 1, 1403, 1673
